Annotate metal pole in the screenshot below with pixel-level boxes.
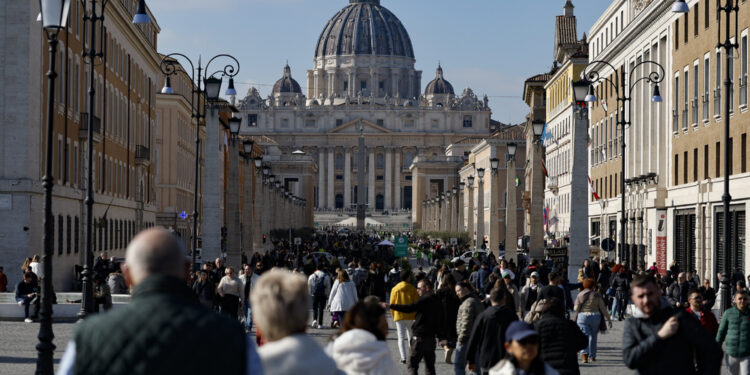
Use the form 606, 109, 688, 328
620, 71, 627, 269
79, 1, 99, 320
36, 34, 58, 375
192, 65, 203, 270
719, 0, 735, 313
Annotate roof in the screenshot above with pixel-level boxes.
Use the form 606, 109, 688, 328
425, 65, 455, 95
315, 0, 414, 59
272, 64, 302, 94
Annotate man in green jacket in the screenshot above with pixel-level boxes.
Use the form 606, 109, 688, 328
717, 290, 750, 375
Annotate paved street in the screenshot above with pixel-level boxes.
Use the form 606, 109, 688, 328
0, 312, 698, 375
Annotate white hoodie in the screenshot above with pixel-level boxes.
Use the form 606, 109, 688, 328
258, 334, 343, 375
331, 329, 399, 375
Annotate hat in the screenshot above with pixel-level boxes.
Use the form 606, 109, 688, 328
505, 321, 539, 343
530, 271, 540, 278
454, 259, 465, 266
501, 271, 512, 279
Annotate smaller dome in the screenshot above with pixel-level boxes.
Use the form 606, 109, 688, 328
424, 64, 454, 95
272, 64, 302, 94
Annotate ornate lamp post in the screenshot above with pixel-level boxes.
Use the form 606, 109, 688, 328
36, 1, 70, 372
158, 53, 240, 270
583, 59, 663, 271
505, 143, 518, 262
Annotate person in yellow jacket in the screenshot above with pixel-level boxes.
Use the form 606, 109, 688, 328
390, 269, 419, 364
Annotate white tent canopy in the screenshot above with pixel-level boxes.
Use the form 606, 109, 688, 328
378, 240, 395, 247
335, 217, 384, 227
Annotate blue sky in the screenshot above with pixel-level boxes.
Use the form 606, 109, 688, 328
147, 0, 611, 123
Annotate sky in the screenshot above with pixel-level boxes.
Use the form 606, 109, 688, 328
146, 0, 612, 123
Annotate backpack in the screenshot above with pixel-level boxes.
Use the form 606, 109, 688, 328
523, 298, 549, 323
312, 273, 327, 296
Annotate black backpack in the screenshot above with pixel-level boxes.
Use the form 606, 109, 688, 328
312, 273, 327, 296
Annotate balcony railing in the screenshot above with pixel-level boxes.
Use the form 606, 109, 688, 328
79, 112, 102, 142
691, 98, 698, 126
682, 107, 688, 130
740, 75, 747, 107
672, 110, 679, 132
702, 93, 709, 121
714, 89, 721, 117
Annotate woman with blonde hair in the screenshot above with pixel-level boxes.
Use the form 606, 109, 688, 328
29, 254, 43, 279
327, 269, 358, 328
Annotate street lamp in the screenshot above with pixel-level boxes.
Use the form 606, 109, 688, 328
228, 116, 241, 139
477, 168, 485, 180
159, 52, 240, 273
132, 0, 150, 23
36, 1, 70, 372
254, 156, 262, 169
532, 121, 545, 143
676, 0, 739, 312
508, 142, 517, 159
583, 59, 664, 271
468, 175, 475, 188
243, 139, 254, 154
460, 181, 466, 190
490, 158, 499, 175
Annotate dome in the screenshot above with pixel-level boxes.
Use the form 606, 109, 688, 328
315, 0, 415, 59
424, 64, 454, 95
272, 64, 302, 94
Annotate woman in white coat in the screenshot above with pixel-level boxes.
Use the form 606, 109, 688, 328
328, 269, 359, 328
330, 300, 399, 375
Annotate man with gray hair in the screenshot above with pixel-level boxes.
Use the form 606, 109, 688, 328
57, 228, 263, 375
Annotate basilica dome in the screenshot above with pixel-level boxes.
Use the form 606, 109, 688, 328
424, 65, 454, 95
315, 0, 415, 59
272, 64, 302, 94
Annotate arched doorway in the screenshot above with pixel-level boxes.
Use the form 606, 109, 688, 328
376, 194, 384, 210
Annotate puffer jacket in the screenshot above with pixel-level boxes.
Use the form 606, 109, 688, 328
534, 313, 587, 375
437, 288, 460, 341
717, 306, 750, 358
456, 294, 484, 344
389, 281, 418, 321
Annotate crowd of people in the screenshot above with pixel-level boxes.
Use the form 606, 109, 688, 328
10, 226, 750, 375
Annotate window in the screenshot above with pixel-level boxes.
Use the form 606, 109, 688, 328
376, 153, 384, 169
305, 119, 316, 128
694, 148, 699, 181
58, 215, 63, 255
376, 119, 384, 126
675, 154, 680, 185
704, 145, 709, 179
431, 119, 439, 129
674, 75, 680, 132
335, 175, 343, 180
741, 34, 748, 107
247, 114, 258, 127
66, 216, 71, 254
335, 153, 344, 170
335, 119, 343, 127
404, 119, 415, 128
684, 69, 689, 130
379, 81, 385, 90
675, 19, 680, 49
343, 81, 348, 92
463, 115, 473, 128
280, 118, 289, 128
684, 151, 688, 183
376, 175, 384, 181
705, 0, 710, 29
743, 133, 748, 173
715, 50, 722, 117
693, 64, 699, 125
704, 55, 710, 120
694, 2, 699, 36
74, 216, 79, 253
729, 40, 735, 113
728, 137, 734, 174
360, 80, 367, 91
716, 141, 721, 177
683, 14, 688, 44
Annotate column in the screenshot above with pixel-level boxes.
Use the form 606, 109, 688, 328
506, 157, 518, 264
344, 149, 351, 209
327, 148, 335, 209
457, 187, 463, 232
446, 193, 453, 233
477, 177, 485, 248
242, 159, 253, 257
371, 70, 379, 97
488, 170, 499, 258
202, 106, 221, 262
467, 184, 474, 246
252, 171, 263, 254
262, 180, 270, 251
349, 70, 356, 97
226, 141, 241, 269
529, 139, 545, 259
451, 189, 458, 232
569, 106, 590, 281
385, 148, 392, 210
318, 149, 326, 209
391, 69, 400, 98
394, 150, 402, 210
368, 149, 375, 210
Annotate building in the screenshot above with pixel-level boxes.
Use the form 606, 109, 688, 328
668, 0, 749, 280
0, 0, 160, 290
543, 1, 589, 248
236, 0, 492, 220
586, 0, 676, 271
155, 59, 205, 249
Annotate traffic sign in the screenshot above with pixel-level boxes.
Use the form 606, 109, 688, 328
450, 237, 458, 245
601, 238, 616, 251
179, 211, 188, 220
294, 237, 302, 245
394, 236, 409, 257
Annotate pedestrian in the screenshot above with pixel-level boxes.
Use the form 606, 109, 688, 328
192, 269, 215, 308
520, 272, 541, 317
240, 263, 259, 333
488, 321, 560, 375
211, 257, 225, 285
700, 279, 717, 310
29, 254, 43, 280
534, 297, 586, 375
455, 280, 485, 375
329, 301, 399, 374
308, 263, 331, 329
93, 251, 110, 281
251, 268, 342, 375
0, 266, 8, 292
610, 265, 629, 321
685, 289, 718, 337
467, 288, 519, 375
577, 260, 593, 283
327, 269, 358, 328
716, 290, 750, 375
21, 257, 32, 273
622, 274, 722, 374
502, 272, 520, 316
389, 269, 418, 364
363, 262, 386, 301
57, 228, 262, 375
14, 272, 39, 323
667, 272, 690, 308
452, 259, 470, 284
436, 273, 460, 364
384, 277, 445, 375
573, 278, 611, 363
216, 266, 242, 319
93, 275, 112, 312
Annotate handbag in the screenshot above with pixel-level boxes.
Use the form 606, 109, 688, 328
599, 313, 608, 333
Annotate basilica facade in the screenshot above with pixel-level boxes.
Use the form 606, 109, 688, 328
237, 0, 492, 212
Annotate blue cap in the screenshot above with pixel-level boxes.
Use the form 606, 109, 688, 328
505, 321, 538, 343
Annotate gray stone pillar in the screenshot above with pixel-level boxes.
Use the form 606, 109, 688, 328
368, 149, 375, 210
226, 140, 241, 269
530, 138, 545, 260
477, 177, 485, 248
344, 149, 351, 209
327, 148, 335, 209
385, 148, 392, 210
394, 150, 401, 210
202, 105, 221, 262
318, 149, 326, 209
467, 183, 475, 246
242, 158, 253, 257
488, 170, 499, 258
568, 105, 590, 282
506, 157, 518, 264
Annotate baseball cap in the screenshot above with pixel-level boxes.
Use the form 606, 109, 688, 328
505, 321, 539, 343
530, 271, 540, 278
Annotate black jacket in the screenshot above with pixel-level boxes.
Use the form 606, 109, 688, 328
436, 288, 460, 340
390, 293, 445, 338
611, 273, 630, 293
466, 304, 518, 370
666, 282, 690, 306
535, 313, 587, 375
622, 300, 722, 375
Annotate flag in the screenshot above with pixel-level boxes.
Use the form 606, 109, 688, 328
588, 176, 601, 201
586, 135, 593, 148
601, 99, 608, 112
541, 160, 548, 177
543, 206, 550, 233
549, 216, 559, 227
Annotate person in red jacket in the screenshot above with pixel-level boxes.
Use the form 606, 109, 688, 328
685, 289, 718, 337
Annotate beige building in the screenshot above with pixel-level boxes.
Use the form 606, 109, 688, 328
668, 0, 749, 279
0, 0, 160, 290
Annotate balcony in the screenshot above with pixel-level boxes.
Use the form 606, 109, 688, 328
546, 176, 558, 191
135, 145, 150, 166
682, 107, 688, 131
714, 89, 721, 117
702, 94, 709, 121
691, 99, 698, 126
78, 112, 102, 143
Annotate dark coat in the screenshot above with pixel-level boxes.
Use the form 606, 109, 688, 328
466, 304, 518, 370
535, 313, 587, 375
622, 301, 722, 375
436, 288, 460, 341
390, 293, 445, 338
666, 282, 690, 306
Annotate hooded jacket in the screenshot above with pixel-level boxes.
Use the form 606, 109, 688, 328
330, 329, 399, 375
466, 304, 518, 370
622, 299, 722, 375
534, 313, 587, 375
259, 334, 342, 375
